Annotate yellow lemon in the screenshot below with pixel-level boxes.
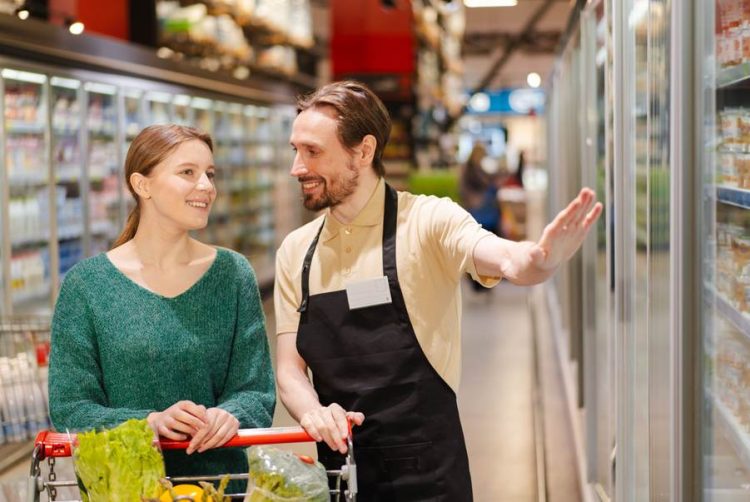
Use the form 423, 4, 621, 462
160, 484, 203, 501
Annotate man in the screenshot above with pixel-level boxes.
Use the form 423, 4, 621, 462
274, 81, 601, 501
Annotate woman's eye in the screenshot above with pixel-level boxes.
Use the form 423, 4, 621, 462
182, 169, 194, 176
207, 171, 216, 179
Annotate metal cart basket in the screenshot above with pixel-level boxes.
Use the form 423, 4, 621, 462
28, 426, 356, 502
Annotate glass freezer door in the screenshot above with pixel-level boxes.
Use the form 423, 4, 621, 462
83, 82, 121, 256
50, 76, 84, 281
700, 0, 750, 498
2, 69, 53, 315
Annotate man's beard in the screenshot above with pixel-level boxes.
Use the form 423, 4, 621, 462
302, 160, 359, 211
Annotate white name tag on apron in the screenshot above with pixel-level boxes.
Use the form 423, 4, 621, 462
345, 276, 392, 310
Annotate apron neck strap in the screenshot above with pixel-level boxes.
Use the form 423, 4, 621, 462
382, 183, 399, 285
297, 182, 399, 313
297, 217, 325, 313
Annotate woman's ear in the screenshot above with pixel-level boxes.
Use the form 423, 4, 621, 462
130, 172, 151, 200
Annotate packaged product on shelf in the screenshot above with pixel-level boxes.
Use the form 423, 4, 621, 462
719, 108, 741, 148
718, 152, 737, 186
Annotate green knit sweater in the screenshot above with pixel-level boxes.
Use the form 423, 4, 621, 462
48, 248, 275, 486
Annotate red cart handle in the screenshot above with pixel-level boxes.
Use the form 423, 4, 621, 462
34, 426, 318, 459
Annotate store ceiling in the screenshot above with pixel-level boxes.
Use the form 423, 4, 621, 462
462, 0, 574, 90
311, 0, 574, 91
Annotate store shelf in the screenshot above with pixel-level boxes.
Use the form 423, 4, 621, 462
718, 63, 750, 89
53, 127, 79, 136
8, 176, 48, 188
715, 292, 750, 342
12, 285, 50, 306
11, 234, 48, 248
5, 121, 45, 134
710, 389, 750, 472
717, 185, 750, 209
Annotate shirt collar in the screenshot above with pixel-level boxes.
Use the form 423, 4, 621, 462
321, 178, 385, 243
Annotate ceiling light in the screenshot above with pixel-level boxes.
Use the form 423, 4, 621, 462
17, 9, 30, 20
469, 92, 491, 112
464, 0, 518, 7
68, 21, 84, 35
527, 72, 542, 88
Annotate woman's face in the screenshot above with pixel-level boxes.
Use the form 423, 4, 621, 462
140, 139, 217, 231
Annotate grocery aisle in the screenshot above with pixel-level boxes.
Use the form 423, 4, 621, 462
458, 281, 537, 501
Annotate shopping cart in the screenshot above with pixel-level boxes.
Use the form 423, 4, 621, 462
28, 426, 357, 502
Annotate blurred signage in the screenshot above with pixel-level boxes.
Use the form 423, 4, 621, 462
466, 88, 545, 115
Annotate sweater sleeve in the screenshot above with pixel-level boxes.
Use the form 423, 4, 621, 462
216, 259, 276, 428
48, 273, 154, 431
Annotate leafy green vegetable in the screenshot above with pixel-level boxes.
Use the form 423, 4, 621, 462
74, 418, 165, 502
246, 446, 329, 501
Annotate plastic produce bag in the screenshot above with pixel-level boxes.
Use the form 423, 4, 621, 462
244, 446, 329, 502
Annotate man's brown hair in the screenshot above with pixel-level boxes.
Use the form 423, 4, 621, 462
297, 81, 391, 177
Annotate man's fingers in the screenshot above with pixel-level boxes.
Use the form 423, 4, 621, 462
571, 195, 596, 228
345, 411, 365, 426
583, 203, 603, 229
330, 404, 350, 441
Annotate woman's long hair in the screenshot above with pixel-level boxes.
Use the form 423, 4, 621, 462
111, 124, 213, 248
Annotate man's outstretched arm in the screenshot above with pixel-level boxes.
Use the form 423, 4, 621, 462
473, 187, 603, 286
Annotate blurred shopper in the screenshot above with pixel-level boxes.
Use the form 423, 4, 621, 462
48, 124, 275, 489
274, 81, 601, 501
459, 142, 501, 236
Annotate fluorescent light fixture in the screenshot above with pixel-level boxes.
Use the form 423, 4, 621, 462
527, 72, 542, 88
464, 0, 518, 7
191, 97, 213, 110
68, 21, 84, 35
2, 69, 47, 84
51, 76, 80, 89
85, 82, 116, 95
173, 94, 191, 107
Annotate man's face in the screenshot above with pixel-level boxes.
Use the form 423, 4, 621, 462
289, 107, 359, 211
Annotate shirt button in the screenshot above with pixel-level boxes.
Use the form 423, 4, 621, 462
343, 267, 351, 275
345, 246, 352, 253
344, 228, 352, 235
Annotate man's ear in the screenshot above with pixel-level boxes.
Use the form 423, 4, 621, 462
130, 172, 151, 200
359, 135, 377, 165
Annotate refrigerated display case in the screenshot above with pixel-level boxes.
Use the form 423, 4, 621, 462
0, 12, 310, 315
1, 68, 54, 315
699, 0, 750, 498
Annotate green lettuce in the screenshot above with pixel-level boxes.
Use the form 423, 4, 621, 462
74, 418, 165, 502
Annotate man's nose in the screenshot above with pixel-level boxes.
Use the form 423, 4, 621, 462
290, 152, 307, 177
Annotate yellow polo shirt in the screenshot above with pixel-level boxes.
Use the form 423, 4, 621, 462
273, 178, 499, 392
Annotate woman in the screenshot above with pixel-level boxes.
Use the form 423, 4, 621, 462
48, 124, 275, 488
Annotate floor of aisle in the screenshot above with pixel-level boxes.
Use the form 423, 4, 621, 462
458, 280, 537, 501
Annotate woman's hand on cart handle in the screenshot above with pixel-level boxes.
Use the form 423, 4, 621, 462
186, 407, 239, 455
147, 400, 207, 441
299, 403, 363, 454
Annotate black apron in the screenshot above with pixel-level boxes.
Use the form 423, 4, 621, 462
296, 184, 473, 501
